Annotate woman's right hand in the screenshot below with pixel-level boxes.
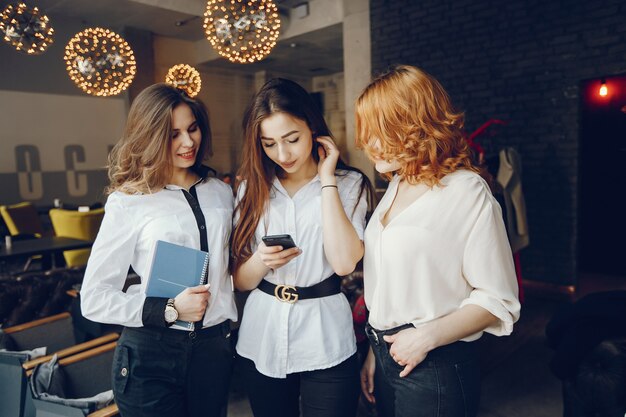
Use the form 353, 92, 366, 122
174, 285, 210, 322
360, 346, 376, 404
255, 241, 301, 270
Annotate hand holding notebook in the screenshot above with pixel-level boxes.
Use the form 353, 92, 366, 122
172, 284, 210, 323
146, 240, 210, 330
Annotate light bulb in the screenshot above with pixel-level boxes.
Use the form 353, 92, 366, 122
599, 79, 608, 97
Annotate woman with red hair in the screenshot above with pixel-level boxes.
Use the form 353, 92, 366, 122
356, 65, 521, 416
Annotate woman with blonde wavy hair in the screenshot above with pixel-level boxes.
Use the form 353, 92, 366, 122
356, 65, 521, 417
81, 83, 236, 417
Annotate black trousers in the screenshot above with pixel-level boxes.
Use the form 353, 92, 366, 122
112, 321, 233, 417
239, 353, 360, 417
366, 323, 480, 417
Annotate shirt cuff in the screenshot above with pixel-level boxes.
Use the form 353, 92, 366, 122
142, 297, 168, 328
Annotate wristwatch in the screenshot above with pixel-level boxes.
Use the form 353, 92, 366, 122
164, 298, 178, 324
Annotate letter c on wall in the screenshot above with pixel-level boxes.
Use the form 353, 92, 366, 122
65, 145, 88, 197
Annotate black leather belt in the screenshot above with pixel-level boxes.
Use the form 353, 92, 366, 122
365, 323, 414, 345
257, 274, 341, 303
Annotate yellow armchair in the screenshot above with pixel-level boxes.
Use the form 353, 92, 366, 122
0, 202, 44, 237
49, 208, 104, 267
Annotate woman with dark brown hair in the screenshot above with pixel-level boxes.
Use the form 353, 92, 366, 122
356, 65, 521, 417
231, 78, 373, 417
81, 83, 236, 417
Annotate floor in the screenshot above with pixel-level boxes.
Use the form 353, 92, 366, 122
226, 272, 626, 417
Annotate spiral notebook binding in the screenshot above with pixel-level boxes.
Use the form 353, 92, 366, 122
185, 253, 210, 331
200, 253, 210, 286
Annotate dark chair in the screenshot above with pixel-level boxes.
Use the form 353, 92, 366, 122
0, 202, 45, 237
0, 268, 84, 328
546, 291, 626, 417
2, 312, 75, 353
0, 312, 119, 417
29, 342, 120, 417
562, 338, 626, 417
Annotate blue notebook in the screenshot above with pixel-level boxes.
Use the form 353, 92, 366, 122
146, 240, 210, 330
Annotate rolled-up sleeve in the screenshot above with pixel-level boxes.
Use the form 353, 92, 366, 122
80, 194, 145, 327
460, 190, 521, 336
340, 174, 368, 240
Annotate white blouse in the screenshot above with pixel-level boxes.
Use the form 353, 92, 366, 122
81, 178, 237, 331
235, 170, 368, 378
363, 170, 520, 339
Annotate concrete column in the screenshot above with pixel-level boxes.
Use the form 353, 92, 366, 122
255, 70, 268, 91
124, 27, 154, 105
342, 0, 374, 181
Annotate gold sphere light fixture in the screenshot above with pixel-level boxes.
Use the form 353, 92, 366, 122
165, 64, 202, 97
64, 27, 136, 97
0, 2, 54, 55
203, 0, 280, 64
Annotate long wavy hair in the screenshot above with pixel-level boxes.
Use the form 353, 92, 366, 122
107, 83, 212, 194
355, 65, 478, 186
231, 78, 374, 269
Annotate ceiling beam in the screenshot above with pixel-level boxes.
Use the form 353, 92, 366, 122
129, 0, 204, 16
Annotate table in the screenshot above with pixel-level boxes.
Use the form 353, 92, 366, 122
0, 236, 93, 270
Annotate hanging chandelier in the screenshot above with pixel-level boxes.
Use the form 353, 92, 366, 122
64, 27, 136, 97
203, 0, 280, 64
165, 64, 202, 97
0, 3, 54, 55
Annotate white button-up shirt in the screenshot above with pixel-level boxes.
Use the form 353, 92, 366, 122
81, 178, 237, 331
364, 170, 520, 339
236, 170, 368, 378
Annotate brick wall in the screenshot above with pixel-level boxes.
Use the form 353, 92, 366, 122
370, 0, 626, 285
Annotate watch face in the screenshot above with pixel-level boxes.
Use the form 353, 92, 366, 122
164, 307, 178, 323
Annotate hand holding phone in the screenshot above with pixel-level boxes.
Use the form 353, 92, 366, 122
261, 234, 297, 250
258, 234, 300, 270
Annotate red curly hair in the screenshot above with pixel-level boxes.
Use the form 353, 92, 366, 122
355, 65, 478, 186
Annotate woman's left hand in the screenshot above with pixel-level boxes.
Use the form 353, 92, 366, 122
316, 136, 340, 183
383, 326, 437, 377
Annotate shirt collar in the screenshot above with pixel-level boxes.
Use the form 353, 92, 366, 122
163, 165, 212, 191
271, 174, 320, 198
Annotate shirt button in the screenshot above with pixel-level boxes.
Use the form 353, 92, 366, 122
200, 225, 205, 230
121, 367, 128, 377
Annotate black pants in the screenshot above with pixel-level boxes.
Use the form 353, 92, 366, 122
239, 353, 360, 417
366, 323, 480, 417
112, 322, 233, 417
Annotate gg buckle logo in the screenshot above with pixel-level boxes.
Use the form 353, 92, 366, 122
274, 284, 299, 303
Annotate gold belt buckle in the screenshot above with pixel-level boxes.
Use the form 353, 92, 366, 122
274, 284, 299, 303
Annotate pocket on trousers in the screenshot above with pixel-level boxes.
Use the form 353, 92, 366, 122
113, 345, 130, 394
454, 360, 480, 416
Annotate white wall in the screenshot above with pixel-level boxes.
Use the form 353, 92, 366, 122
0, 90, 126, 204
0, 91, 125, 172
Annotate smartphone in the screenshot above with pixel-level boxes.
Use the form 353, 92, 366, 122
262, 234, 297, 250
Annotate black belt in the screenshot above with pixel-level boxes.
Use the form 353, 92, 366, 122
365, 322, 414, 345
257, 274, 341, 303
